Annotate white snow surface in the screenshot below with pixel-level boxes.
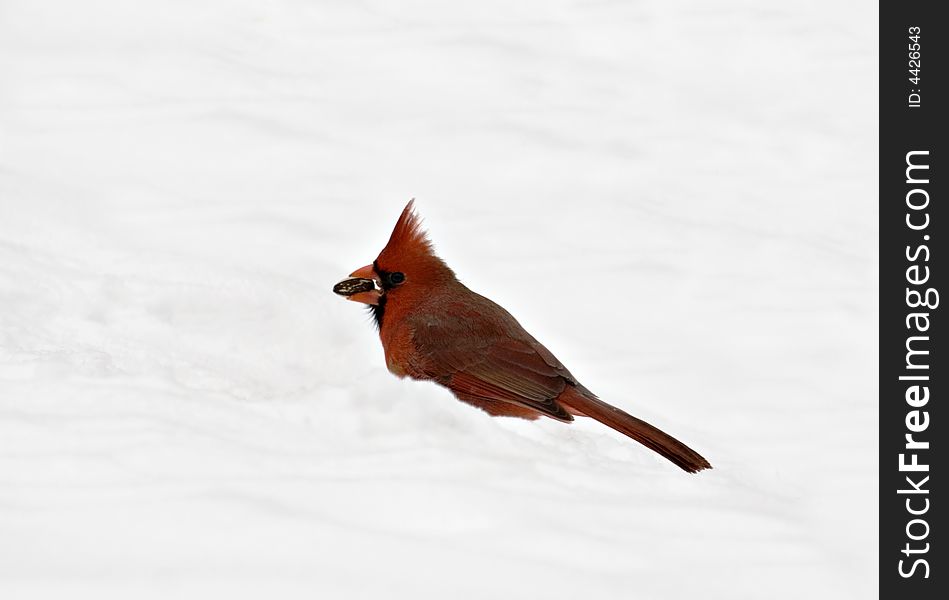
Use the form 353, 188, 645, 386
1, 1, 877, 598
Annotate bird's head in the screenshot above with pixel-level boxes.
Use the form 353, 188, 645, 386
335, 200, 455, 327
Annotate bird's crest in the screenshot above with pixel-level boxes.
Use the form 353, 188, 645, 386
375, 199, 454, 282
378, 200, 434, 261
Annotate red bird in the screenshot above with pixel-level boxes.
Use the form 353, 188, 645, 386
335, 201, 711, 473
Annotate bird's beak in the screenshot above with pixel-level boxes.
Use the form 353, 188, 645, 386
349, 264, 375, 280
334, 264, 382, 305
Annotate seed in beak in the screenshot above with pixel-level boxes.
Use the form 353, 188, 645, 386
333, 277, 377, 297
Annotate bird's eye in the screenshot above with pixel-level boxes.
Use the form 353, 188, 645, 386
388, 271, 406, 286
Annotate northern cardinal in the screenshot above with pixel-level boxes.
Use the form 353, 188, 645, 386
335, 201, 711, 473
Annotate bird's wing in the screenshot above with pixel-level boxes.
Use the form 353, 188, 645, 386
407, 296, 578, 422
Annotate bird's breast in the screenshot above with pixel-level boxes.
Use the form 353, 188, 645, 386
385, 354, 408, 378
380, 319, 422, 380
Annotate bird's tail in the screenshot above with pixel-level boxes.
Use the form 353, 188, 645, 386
560, 389, 712, 473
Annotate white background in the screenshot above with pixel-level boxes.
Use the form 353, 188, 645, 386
1, 1, 877, 598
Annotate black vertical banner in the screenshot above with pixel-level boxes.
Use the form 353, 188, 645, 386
880, 2, 944, 597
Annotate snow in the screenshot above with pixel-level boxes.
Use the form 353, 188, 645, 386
1, 1, 877, 598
